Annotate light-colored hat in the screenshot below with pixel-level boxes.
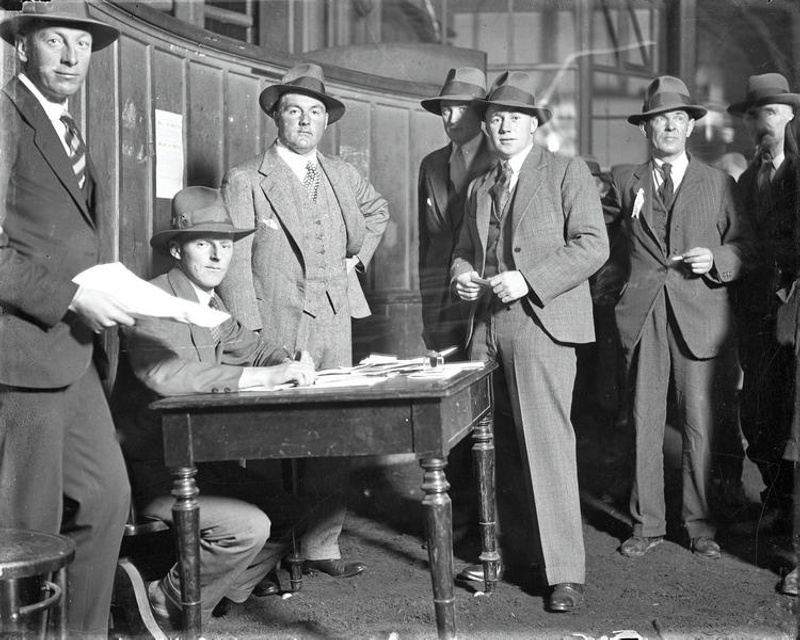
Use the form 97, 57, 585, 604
727, 73, 800, 116
259, 63, 346, 124
474, 71, 552, 124
628, 76, 707, 125
150, 186, 255, 254
420, 67, 487, 115
0, 0, 119, 51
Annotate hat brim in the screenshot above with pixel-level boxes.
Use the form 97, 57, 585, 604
259, 85, 345, 124
150, 226, 255, 254
628, 104, 707, 125
0, 14, 119, 51
727, 93, 800, 116
474, 98, 553, 125
420, 95, 484, 115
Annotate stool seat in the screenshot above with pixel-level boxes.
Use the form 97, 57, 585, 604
0, 529, 75, 580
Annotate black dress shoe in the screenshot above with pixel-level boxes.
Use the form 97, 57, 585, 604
252, 570, 281, 597
547, 582, 584, 613
304, 558, 366, 578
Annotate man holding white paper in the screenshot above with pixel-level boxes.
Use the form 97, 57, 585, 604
113, 186, 316, 627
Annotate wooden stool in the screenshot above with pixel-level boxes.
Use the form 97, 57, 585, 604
0, 529, 76, 639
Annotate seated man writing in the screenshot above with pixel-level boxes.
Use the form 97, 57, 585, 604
112, 186, 317, 627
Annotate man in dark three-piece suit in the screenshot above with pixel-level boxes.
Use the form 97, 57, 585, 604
452, 71, 608, 612
0, 1, 132, 635
604, 76, 749, 561
418, 67, 496, 355
219, 63, 389, 579
727, 73, 800, 532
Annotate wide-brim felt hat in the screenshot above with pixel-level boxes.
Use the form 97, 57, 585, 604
628, 75, 707, 124
259, 62, 346, 124
727, 73, 800, 116
0, 0, 119, 51
150, 186, 255, 253
421, 67, 487, 115
474, 71, 552, 124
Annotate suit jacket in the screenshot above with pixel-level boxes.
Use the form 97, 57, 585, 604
451, 145, 609, 346
218, 144, 390, 351
604, 157, 748, 358
112, 266, 289, 468
0, 77, 101, 388
418, 134, 496, 350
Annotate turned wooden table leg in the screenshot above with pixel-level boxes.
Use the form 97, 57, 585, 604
420, 457, 456, 640
472, 409, 500, 593
172, 465, 201, 639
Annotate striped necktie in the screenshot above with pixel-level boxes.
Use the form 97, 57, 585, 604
658, 162, 674, 209
490, 160, 512, 220
60, 112, 86, 189
208, 296, 223, 344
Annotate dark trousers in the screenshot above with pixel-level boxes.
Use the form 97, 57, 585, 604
626, 291, 718, 539
739, 313, 796, 509
0, 364, 130, 637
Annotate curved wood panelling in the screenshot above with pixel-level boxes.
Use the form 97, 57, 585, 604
1, 1, 459, 357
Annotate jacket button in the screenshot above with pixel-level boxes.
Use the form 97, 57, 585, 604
224, 387, 231, 392
212, 387, 219, 393
514, 247, 521, 253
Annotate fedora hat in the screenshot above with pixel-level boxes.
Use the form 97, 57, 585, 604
150, 186, 255, 254
259, 63, 346, 124
421, 67, 487, 115
0, 0, 119, 51
727, 73, 800, 116
628, 76, 707, 125
474, 71, 552, 124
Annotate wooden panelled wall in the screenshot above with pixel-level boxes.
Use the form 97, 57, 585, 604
1, 1, 452, 359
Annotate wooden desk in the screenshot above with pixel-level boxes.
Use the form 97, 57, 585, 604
151, 363, 499, 640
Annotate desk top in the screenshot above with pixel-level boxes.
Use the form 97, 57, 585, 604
151, 361, 497, 412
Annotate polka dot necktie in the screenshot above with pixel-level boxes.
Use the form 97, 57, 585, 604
303, 162, 320, 203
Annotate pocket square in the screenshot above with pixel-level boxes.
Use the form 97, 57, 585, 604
631, 188, 645, 220
262, 218, 279, 230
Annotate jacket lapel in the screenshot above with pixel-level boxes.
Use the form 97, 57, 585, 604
511, 146, 545, 236
258, 144, 307, 258
671, 155, 702, 213
317, 151, 361, 251
629, 162, 665, 254
429, 146, 451, 224
469, 135, 497, 181
166, 267, 217, 363
6, 80, 94, 227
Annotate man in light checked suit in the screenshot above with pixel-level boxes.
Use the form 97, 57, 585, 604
451, 70, 608, 612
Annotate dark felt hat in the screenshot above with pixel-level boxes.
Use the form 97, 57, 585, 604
0, 0, 119, 51
259, 63, 346, 124
421, 67, 487, 115
150, 186, 255, 254
628, 75, 707, 125
474, 71, 552, 124
727, 73, 800, 116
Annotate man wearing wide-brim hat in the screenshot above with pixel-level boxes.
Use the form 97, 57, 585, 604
726, 73, 800, 572
604, 75, 749, 563
451, 70, 609, 612
0, 1, 133, 635
113, 186, 317, 627
219, 62, 389, 579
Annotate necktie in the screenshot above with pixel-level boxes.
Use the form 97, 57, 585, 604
757, 154, 774, 207
658, 162, 674, 209
303, 162, 319, 203
208, 296, 223, 344
490, 160, 513, 219
60, 112, 86, 189
449, 145, 468, 193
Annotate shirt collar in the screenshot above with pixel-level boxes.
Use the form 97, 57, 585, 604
771, 149, 786, 171
188, 281, 214, 307
19, 73, 68, 124
653, 151, 689, 186
275, 139, 318, 182
505, 142, 533, 175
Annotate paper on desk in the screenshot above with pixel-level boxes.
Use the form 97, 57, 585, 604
72, 262, 230, 328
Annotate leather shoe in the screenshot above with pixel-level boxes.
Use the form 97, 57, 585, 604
456, 562, 504, 583
690, 536, 720, 559
252, 570, 281, 597
619, 535, 664, 557
548, 582, 584, 613
781, 567, 798, 596
303, 558, 366, 578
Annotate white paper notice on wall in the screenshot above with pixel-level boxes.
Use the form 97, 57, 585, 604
155, 109, 184, 199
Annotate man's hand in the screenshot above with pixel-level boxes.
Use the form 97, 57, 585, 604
68, 286, 136, 333
263, 361, 316, 388
489, 271, 529, 303
680, 247, 714, 275
454, 271, 483, 301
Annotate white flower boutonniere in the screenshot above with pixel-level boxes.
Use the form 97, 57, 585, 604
631, 188, 645, 220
